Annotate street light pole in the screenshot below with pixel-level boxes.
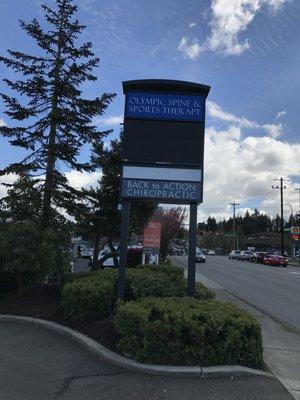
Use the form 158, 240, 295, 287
285, 203, 295, 260
284, 203, 294, 224
295, 188, 300, 217
229, 202, 240, 249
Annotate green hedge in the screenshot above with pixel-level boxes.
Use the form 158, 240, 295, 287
61, 270, 117, 321
61, 266, 215, 321
194, 282, 216, 300
114, 297, 263, 367
125, 267, 186, 300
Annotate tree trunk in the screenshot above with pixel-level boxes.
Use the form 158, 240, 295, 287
41, 12, 65, 229
91, 236, 101, 269
41, 124, 56, 228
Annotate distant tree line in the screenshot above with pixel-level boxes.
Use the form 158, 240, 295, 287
199, 209, 294, 236
197, 209, 294, 251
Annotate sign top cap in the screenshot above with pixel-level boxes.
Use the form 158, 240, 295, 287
122, 79, 211, 97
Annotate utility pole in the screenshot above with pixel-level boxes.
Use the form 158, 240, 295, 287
272, 178, 289, 256
229, 202, 240, 249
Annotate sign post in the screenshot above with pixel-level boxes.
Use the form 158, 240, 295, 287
117, 79, 210, 299
188, 203, 197, 296
116, 200, 131, 299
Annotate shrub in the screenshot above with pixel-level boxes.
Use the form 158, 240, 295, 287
0, 222, 70, 294
127, 247, 147, 267
125, 268, 186, 300
155, 264, 184, 278
62, 266, 215, 321
194, 282, 216, 300
114, 297, 263, 367
0, 272, 18, 296
158, 258, 172, 266
61, 269, 117, 321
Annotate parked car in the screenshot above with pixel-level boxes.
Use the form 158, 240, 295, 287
196, 250, 206, 263
89, 247, 119, 267
263, 254, 288, 267
273, 250, 288, 257
251, 251, 268, 263
81, 248, 94, 259
207, 250, 216, 255
229, 250, 241, 260
239, 250, 253, 261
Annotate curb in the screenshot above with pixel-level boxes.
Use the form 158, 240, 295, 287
0, 314, 272, 379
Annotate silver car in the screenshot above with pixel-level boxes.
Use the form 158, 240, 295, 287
196, 250, 206, 263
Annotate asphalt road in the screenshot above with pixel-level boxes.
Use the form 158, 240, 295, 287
0, 321, 293, 400
178, 255, 300, 332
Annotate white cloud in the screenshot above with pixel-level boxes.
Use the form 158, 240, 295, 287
207, 101, 258, 128
93, 115, 123, 127
0, 118, 6, 127
275, 110, 287, 119
207, 101, 284, 137
178, 0, 290, 59
0, 171, 102, 201
262, 123, 283, 138
199, 126, 300, 221
65, 170, 102, 190
0, 174, 17, 200
178, 37, 203, 59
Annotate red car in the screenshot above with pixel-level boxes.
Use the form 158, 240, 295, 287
263, 254, 288, 267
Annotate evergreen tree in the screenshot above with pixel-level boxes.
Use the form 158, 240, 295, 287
272, 214, 281, 232
0, 174, 42, 224
0, 0, 115, 227
207, 216, 217, 233
76, 134, 156, 268
0, 173, 74, 232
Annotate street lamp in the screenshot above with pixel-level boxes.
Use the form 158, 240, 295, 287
284, 203, 294, 224
285, 203, 296, 260
295, 188, 300, 216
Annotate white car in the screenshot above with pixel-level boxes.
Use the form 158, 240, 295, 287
207, 250, 216, 255
81, 248, 94, 259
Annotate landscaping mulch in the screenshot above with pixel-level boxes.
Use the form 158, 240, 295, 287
0, 286, 120, 351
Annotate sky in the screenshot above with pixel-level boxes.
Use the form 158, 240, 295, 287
0, 0, 300, 222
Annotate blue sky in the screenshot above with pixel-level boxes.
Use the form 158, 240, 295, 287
0, 0, 300, 220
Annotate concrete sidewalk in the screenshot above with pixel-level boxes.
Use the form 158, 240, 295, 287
172, 256, 300, 400
0, 321, 293, 400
